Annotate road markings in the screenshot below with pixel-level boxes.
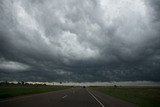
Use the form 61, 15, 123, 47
87, 89, 105, 107
62, 95, 68, 99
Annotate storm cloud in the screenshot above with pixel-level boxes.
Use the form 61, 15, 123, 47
0, 0, 160, 82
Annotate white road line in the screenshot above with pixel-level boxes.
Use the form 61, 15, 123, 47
87, 89, 104, 107
62, 95, 68, 99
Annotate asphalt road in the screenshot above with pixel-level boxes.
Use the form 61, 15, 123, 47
0, 87, 137, 107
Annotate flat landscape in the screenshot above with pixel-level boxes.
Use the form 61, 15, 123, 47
0, 83, 71, 100
0, 85, 136, 107
0, 83, 160, 107
92, 86, 160, 107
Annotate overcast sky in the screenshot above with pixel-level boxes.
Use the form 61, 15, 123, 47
0, 0, 160, 82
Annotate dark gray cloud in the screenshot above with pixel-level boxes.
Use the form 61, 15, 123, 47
0, 0, 160, 82
0, 58, 30, 71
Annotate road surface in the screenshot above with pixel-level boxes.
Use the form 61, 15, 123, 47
0, 87, 137, 107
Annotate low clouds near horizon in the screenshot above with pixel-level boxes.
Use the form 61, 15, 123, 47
0, 0, 160, 82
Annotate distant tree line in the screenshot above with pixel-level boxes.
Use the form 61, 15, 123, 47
0, 81, 47, 86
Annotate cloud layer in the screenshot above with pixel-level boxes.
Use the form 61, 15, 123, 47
0, 58, 30, 71
0, 0, 160, 82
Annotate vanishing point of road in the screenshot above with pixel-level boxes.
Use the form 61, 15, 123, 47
0, 87, 137, 107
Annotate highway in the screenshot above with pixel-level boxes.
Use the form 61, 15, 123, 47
0, 87, 137, 107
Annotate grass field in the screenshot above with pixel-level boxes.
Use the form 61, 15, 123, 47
92, 86, 160, 107
0, 83, 71, 100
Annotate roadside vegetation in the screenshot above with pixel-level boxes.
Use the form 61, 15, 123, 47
92, 86, 160, 107
0, 81, 72, 100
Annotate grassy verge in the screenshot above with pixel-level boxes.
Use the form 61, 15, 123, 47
92, 86, 160, 107
0, 84, 72, 100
